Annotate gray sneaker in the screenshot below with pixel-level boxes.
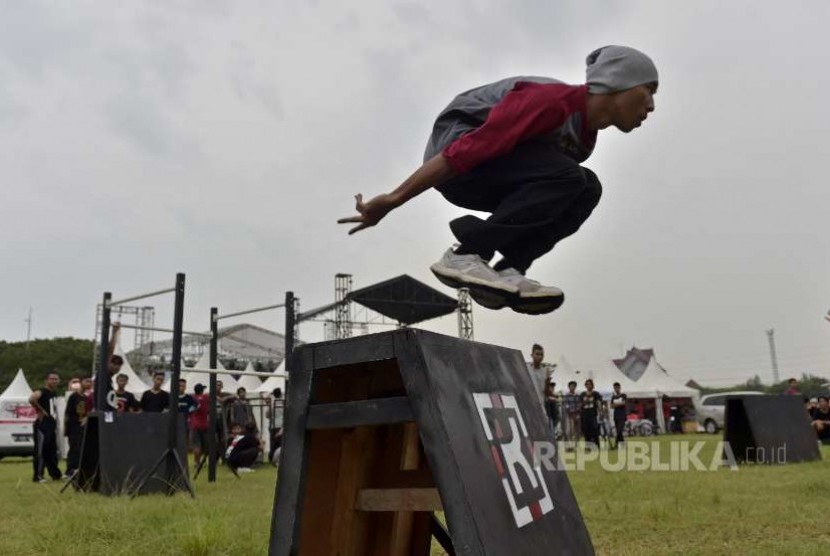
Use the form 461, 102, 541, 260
497, 268, 565, 315
497, 268, 563, 299
430, 247, 518, 294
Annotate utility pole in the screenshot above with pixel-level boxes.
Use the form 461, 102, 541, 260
24, 307, 32, 350
766, 328, 780, 384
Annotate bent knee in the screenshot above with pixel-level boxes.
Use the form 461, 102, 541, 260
580, 167, 603, 198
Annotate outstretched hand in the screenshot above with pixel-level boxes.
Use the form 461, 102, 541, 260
337, 193, 398, 235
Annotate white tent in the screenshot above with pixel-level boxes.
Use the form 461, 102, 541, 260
110, 343, 149, 395
0, 369, 33, 399
185, 352, 241, 394
636, 358, 699, 399
257, 360, 286, 396
585, 364, 644, 399
0, 369, 36, 455
237, 362, 263, 392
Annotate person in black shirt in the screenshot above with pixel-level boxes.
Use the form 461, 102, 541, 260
610, 382, 628, 447
177, 379, 198, 416
811, 396, 830, 443
140, 372, 170, 413
113, 373, 139, 413
29, 372, 63, 482
544, 381, 559, 437
580, 379, 603, 449
64, 376, 92, 477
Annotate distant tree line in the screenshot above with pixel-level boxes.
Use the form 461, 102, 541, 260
0, 338, 94, 394
698, 373, 830, 399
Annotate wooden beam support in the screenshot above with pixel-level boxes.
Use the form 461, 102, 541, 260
307, 397, 414, 430
355, 488, 443, 512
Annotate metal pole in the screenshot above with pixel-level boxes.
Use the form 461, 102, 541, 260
216, 303, 285, 321
96, 293, 112, 411
285, 291, 295, 360
117, 323, 211, 338
107, 286, 177, 308
186, 368, 287, 378
208, 307, 218, 483
167, 273, 186, 491
766, 328, 780, 384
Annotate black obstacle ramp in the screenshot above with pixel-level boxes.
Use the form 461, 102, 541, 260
76, 411, 188, 495
400, 331, 593, 555
724, 395, 821, 465
270, 329, 594, 556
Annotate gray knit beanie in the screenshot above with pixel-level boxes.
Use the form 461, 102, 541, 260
586, 45, 658, 94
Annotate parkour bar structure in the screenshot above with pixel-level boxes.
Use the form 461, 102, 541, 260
199, 298, 292, 483
81, 273, 194, 497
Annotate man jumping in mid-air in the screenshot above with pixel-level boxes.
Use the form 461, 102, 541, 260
339, 45, 658, 314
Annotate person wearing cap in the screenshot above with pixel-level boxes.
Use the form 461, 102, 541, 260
339, 45, 658, 314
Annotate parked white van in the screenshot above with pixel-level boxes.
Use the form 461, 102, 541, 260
694, 391, 765, 434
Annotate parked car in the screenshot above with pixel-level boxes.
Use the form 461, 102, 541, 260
694, 391, 765, 434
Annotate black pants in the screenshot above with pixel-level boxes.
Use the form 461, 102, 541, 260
33, 419, 62, 481
581, 413, 599, 446
437, 142, 602, 273
228, 447, 259, 470
65, 430, 83, 474
614, 414, 626, 444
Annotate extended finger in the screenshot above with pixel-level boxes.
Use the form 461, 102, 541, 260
348, 222, 369, 235
337, 215, 363, 224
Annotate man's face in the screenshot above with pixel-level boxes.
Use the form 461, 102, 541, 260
179, 382, 186, 395
45, 374, 60, 390
109, 358, 123, 374
81, 378, 93, 392
819, 398, 829, 411
153, 374, 164, 388
216, 382, 223, 395
531, 349, 544, 366
568, 384, 576, 393
585, 381, 594, 392
238, 389, 246, 400
612, 83, 656, 133
116, 375, 128, 389
789, 380, 798, 388
613, 384, 621, 394
231, 425, 243, 436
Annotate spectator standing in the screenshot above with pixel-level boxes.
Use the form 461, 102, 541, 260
810, 396, 830, 443
784, 378, 800, 396
64, 376, 92, 477
526, 344, 553, 405
230, 387, 256, 430
29, 373, 63, 482
266, 388, 285, 464
140, 372, 170, 413
610, 382, 627, 446
113, 373, 139, 413
563, 381, 582, 451
190, 384, 211, 468
544, 381, 559, 437
580, 379, 602, 448
176, 379, 198, 417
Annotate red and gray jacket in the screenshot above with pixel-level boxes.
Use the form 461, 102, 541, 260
423, 76, 597, 174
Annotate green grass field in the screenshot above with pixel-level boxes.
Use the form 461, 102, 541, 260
1, 435, 828, 555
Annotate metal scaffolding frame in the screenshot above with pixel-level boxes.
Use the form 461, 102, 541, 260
334, 273, 353, 340
457, 288, 474, 341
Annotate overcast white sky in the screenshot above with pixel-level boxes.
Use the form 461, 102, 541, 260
2, 1, 829, 386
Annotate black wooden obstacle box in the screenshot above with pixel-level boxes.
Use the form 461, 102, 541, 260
724, 395, 822, 465
270, 329, 594, 555
76, 412, 188, 495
